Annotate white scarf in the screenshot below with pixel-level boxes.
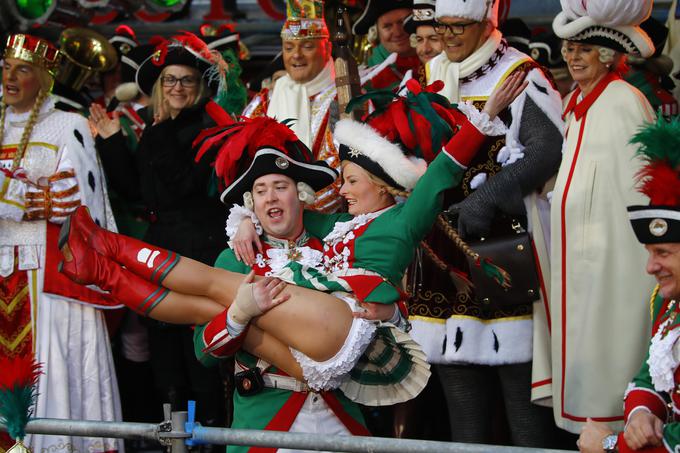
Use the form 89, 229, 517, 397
267, 60, 335, 148
428, 29, 502, 103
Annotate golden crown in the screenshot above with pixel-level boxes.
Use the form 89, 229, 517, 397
281, 0, 329, 40
4, 34, 61, 77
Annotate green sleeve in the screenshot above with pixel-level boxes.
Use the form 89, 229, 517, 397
663, 424, 680, 451
193, 325, 218, 367
193, 248, 251, 366
398, 151, 465, 242
303, 210, 351, 239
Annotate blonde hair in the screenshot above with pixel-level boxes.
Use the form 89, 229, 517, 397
366, 172, 410, 199
0, 65, 53, 170
341, 161, 411, 199
149, 65, 208, 118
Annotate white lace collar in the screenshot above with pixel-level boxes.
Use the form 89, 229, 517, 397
6, 96, 56, 126
254, 230, 324, 273
323, 204, 394, 244
648, 317, 680, 393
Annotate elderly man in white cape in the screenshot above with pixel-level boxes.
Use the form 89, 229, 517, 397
406, 0, 565, 444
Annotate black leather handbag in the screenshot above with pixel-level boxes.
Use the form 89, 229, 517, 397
464, 220, 541, 307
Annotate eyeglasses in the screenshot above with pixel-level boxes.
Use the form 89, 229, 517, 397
160, 75, 198, 88
433, 21, 478, 36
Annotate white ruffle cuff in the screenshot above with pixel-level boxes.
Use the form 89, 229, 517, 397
225, 204, 262, 248
457, 101, 509, 137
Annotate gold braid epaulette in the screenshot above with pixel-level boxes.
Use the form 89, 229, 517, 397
650, 284, 660, 322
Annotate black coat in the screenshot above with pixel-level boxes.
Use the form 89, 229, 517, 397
98, 99, 226, 264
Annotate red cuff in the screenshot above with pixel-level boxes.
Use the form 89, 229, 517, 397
201, 309, 247, 358
625, 388, 669, 422
442, 120, 486, 168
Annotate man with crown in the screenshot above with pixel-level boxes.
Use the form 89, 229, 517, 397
0, 34, 121, 453
574, 118, 680, 453
242, 0, 343, 213
406, 0, 563, 444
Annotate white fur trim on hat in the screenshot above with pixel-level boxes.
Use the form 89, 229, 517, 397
334, 119, 426, 191
435, 0, 499, 28
553, 0, 654, 57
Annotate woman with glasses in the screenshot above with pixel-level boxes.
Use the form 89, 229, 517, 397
89, 32, 235, 432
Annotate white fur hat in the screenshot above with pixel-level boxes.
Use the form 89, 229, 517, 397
552, 0, 654, 57
435, 0, 499, 28
334, 119, 426, 191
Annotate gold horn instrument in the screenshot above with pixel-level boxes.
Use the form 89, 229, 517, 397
56, 27, 118, 92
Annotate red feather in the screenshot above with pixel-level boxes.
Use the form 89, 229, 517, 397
0, 355, 41, 389
148, 35, 166, 46
637, 163, 680, 205
115, 25, 137, 43
194, 117, 304, 188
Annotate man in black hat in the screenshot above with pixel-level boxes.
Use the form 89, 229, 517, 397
575, 119, 680, 453
403, 0, 442, 86
193, 120, 379, 450
354, 0, 420, 92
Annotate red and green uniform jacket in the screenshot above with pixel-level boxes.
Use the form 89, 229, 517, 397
193, 233, 369, 453
300, 118, 485, 305
619, 286, 680, 452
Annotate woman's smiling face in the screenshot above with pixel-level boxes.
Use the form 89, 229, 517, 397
339, 162, 392, 216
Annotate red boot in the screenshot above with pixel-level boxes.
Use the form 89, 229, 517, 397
59, 230, 170, 317
60, 206, 180, 284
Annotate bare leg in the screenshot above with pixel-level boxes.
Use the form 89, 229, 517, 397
160, 258, 240, 305
159, 259, 355, 360
242, 325, 304, 380
149, 259, 357, 361
147, 291, 225, 325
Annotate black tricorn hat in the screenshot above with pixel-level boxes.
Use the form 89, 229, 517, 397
192, 116, 338, 205
221, 148, 338, 205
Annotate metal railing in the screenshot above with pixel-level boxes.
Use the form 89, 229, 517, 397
1, 414, 573, 453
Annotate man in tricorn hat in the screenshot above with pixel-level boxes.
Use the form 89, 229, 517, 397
193, 118, 373, 449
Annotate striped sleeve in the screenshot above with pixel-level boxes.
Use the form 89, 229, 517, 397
194, 309, 248, 365
24, 152, 82, 222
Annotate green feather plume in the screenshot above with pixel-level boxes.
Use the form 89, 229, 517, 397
630, 115, 680, 168
0, 356, 41, 440
212, 49, 248, 116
